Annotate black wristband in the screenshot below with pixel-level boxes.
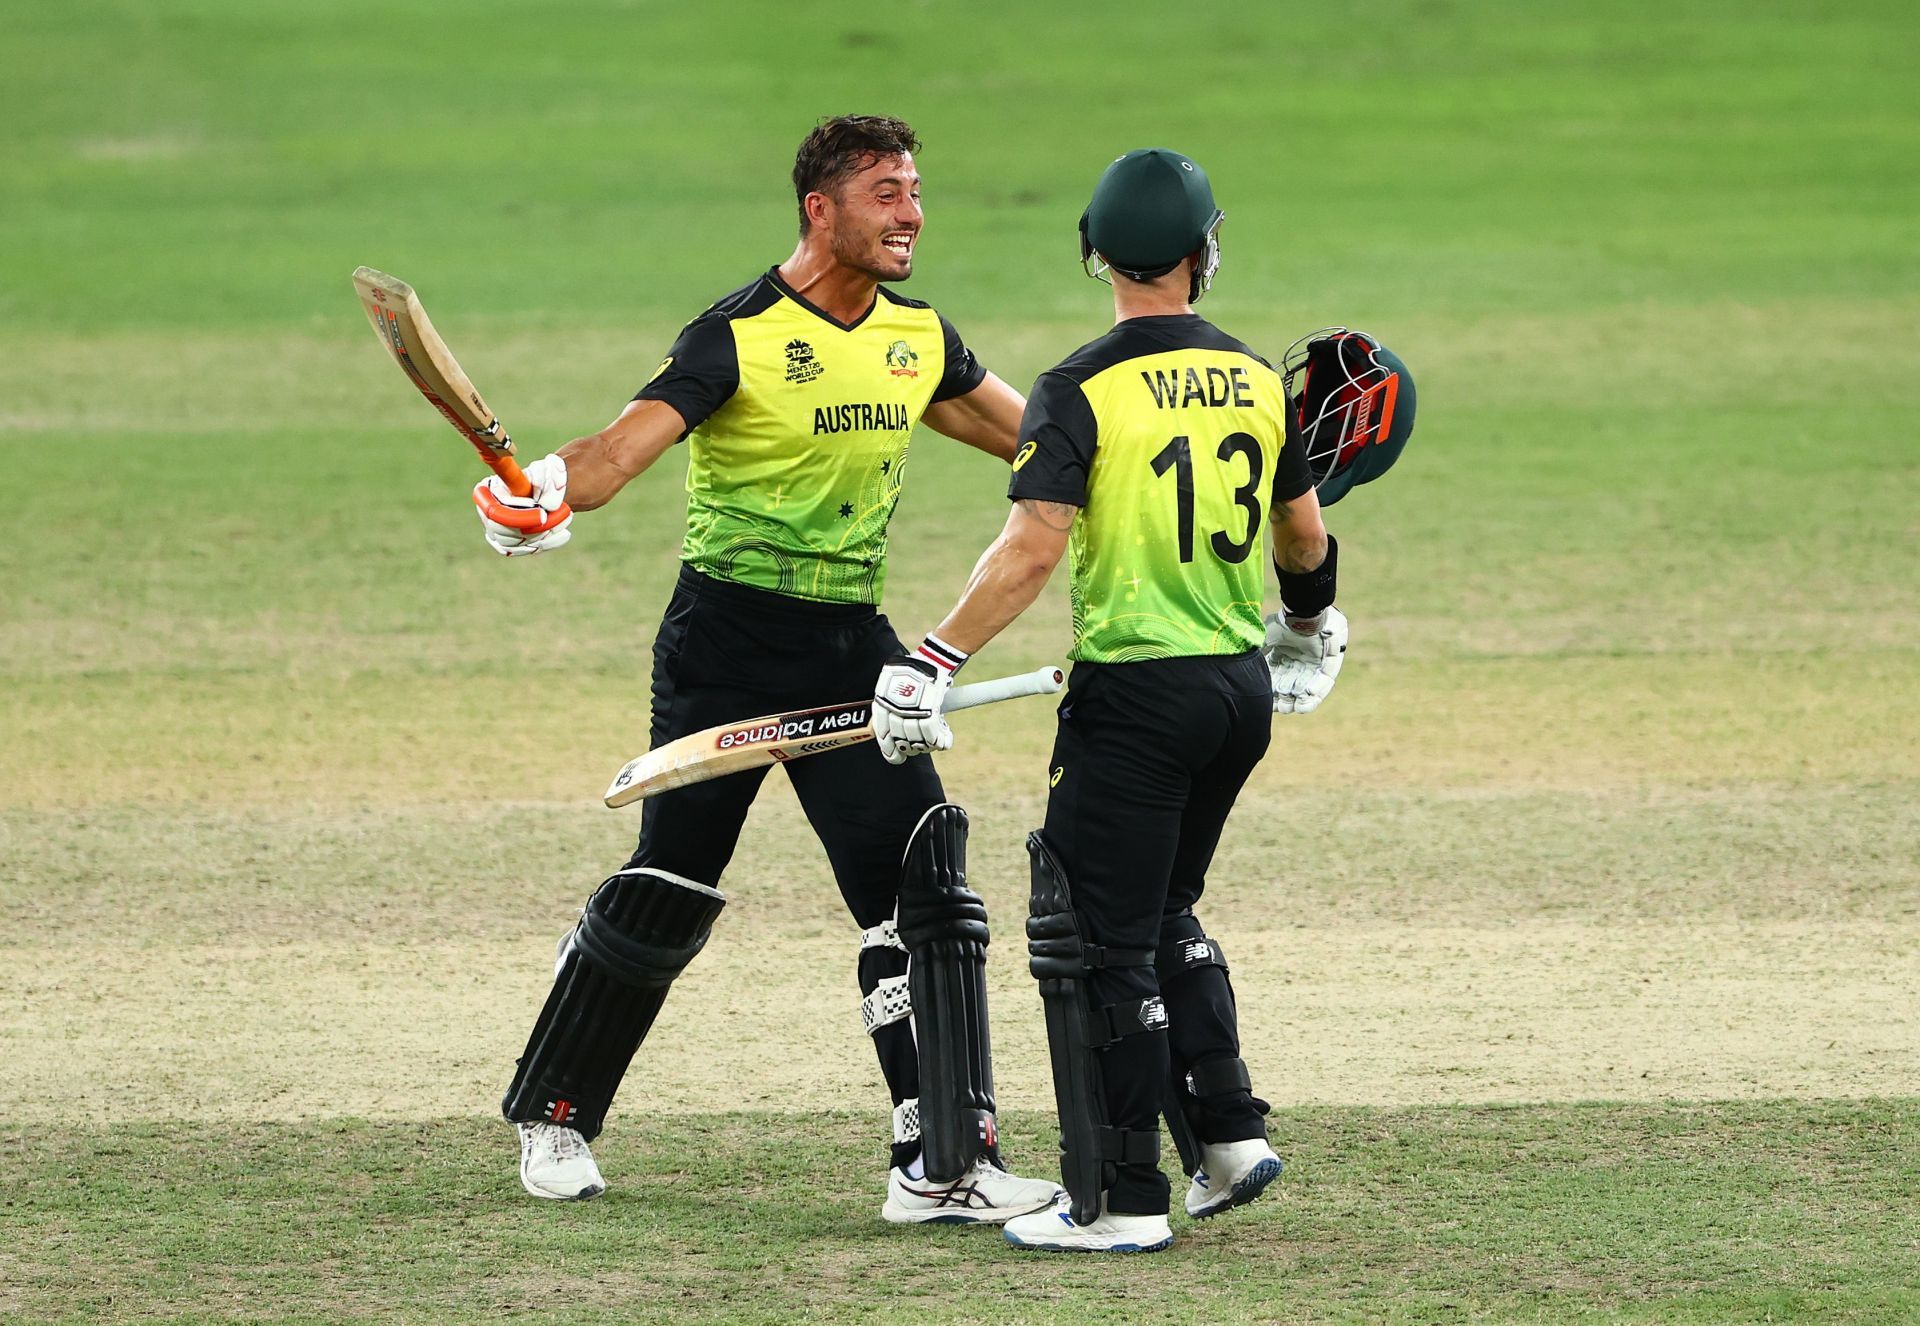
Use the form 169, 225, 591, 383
1277, 533, 1338, 619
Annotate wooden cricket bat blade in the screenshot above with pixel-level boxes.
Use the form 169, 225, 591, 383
603, 665, 1065, 808
350, 265, 533, 496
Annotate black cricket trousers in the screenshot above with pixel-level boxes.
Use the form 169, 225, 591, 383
1038, 650, 1274, 1215
625, 565, 946, 914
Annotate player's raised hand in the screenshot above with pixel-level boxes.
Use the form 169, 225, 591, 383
473, 453, 573, 557
872, 638, 968, 764
1263, 606, 1348, 714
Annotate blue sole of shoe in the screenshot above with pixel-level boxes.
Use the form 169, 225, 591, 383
1190, 1156, 1283, 1221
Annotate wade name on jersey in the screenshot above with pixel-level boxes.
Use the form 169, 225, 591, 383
1141, 364, 1256, 410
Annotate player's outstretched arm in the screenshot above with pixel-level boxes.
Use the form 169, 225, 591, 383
870, 499, 1073, 764
555, 398, 689, 511
922, 372, 1026, 462
935, 498, 1075, 653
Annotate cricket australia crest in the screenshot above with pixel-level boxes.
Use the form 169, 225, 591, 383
885, 340, 919, 378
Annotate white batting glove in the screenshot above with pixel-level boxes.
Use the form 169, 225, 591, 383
1264, 605, 1349, 714
472, 453, 572, 557
871, 636, 968, 764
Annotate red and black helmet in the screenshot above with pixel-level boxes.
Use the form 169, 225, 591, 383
1280, 328, 1417, 505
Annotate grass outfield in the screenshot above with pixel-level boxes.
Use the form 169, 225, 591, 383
4, 0, 1918, 1321
6, 1106, 1917, 1325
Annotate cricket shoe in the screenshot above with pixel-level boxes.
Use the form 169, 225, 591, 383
1003, 1193, 1174, 1253
1184, 1138, 1283, 1219
517, 1121, 606, 1201
881, 1156, 1063, 1225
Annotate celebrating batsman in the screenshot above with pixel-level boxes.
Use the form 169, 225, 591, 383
479, 115, 1060, 1224
874, 148, 1351, 1253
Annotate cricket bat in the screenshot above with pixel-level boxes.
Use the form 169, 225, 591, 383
604, 665, 1066, 807
351, 265, 546, 501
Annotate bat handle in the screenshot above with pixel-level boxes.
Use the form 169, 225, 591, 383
486, 451, 535, 499
484, 451, 571, 521
943, 665, 1067, 714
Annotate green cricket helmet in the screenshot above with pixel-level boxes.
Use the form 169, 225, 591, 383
1280, 327, 1416, 505
1079, 148, 1225, 303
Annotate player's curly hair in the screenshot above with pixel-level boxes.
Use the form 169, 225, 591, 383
792, 115, 921, 235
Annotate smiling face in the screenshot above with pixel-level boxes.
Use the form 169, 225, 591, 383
816, 152, 922, 283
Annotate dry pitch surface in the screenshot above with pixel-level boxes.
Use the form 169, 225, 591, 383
8, 687, 1914, 1129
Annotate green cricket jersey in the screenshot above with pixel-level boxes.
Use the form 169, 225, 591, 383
1008, 315, 1313, 663
634, 268, 986, 604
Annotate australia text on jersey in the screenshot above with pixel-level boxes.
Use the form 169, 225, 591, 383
813, 402, 914, 435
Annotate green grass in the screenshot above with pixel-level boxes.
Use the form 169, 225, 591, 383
4, 0, 1918, 1320
6, 0, 1916, 330
5, 1105, 1916, 1325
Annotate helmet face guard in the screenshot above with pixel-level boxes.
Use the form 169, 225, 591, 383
1190, 210, 1224, 302
1280, 328, 1416, 505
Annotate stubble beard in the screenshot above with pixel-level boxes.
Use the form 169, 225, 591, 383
832, 226, 912, 284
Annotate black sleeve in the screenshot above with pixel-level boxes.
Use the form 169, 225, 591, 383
930, 313, 989, 403
633, 313, 738, 434
1007, 372, 1097, 506
1271, 392, 1314, 504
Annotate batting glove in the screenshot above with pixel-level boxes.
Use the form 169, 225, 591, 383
871, 636, 968, 764
1263, 605, 1348, 715
473, 453, 573, 557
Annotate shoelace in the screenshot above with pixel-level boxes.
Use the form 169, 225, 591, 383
541, 1126, 589, 1160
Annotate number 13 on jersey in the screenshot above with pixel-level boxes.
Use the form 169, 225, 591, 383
1149, 432, 1265, 565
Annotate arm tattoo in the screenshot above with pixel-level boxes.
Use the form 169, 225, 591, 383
1271, 498, 1327, 573
1277, 541, 1323, 574
1018, 498, 1079, 532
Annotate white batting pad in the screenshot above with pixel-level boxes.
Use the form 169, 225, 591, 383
893, 1098, 921, 1144
860, 918, 905, 952
861, 975, 912, 1035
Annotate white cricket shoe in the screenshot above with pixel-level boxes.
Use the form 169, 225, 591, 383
517, 1121, 606, 1201
1184, 1138, 1283, 1218
881, 1155, 1063, 1225
1003, 1192, 1174, 1253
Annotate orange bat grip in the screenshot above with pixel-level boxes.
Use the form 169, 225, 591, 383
485, 450, 535, 499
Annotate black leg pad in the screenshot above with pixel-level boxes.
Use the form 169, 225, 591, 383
1156, 920, 1230, 983
1158, 910, 1267, 1173
501, 868, 725, 1141
898, 803, 999, 1182
1027, 831, 1160, 1225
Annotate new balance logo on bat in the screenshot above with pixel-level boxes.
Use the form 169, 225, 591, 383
717, 706, 868, 750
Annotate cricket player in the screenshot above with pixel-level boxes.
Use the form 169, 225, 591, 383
472, 115, 1061, 1223
872, 148, 1348, 1252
